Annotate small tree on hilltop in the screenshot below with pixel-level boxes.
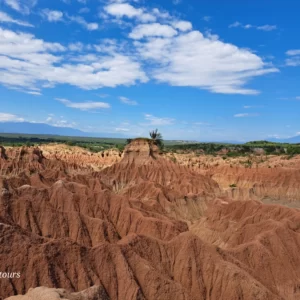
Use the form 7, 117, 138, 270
149, 129, 164, 149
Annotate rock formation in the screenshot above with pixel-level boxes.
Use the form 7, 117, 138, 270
165, 152, 300, 204
0, 141, 300, 299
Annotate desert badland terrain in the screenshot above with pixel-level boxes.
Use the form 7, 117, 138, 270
1, 140, 300, 300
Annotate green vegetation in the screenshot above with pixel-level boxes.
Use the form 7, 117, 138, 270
149, 129, 164, 150
0, 133, 186, 153
229, 184, 237, 188
165, 141, 300, 157
0, 134, 127, 152
0, 134, 299, 157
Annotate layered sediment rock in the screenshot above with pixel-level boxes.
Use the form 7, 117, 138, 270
1, 142, 300, 299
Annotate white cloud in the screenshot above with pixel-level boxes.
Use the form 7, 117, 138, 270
115, 127, 129, 132
104, 3, 156, 22
68, 42, 84, 51
97, 94, 109, 98
256, 25, 277, 31
67, 15, 98, 30
229, 22, 277, 31
129, 23, 177, 39
172, 21, 192, 32
41, 9, 63, 22
0, 111, 77, 128
120, 96, 137, 105
86, 22, 98, 30
135, 30, 278, 94
203, 16, 211, 22
0, 2, 279, 96
105, 3, 142, 18
144, 114, 175, 126
3, 0, 37, 15
0, 27, 147, 91
285, 50, 300, 66
79, 7, 90, 14
0, 11, 33, 27
0, 112, 24, 122
229, 21, 241, 28
25, 90, 42, 95
234, 113, 259, 118
286, 59, 300, 67
193, 122, 211, 126
243, 105, 264, 109
4, 0, 21, 11
56, 98, 110, 111
151, 8, 171, 20
267, 134, 280, 139
45, 114, 77, 128
286, 49, 300, 56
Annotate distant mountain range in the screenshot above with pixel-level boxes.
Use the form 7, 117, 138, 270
0, 122, 125, 138
0, 122, 87, 136
0, 122, 300, 143
0, 122, 132, 139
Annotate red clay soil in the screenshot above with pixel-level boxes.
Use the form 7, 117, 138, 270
1, 140, 300, 299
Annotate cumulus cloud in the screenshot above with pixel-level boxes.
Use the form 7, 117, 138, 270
68, 42, 84, 51
0, 112, 24, 122
67, 15, 98, 30
0, 27, 147, 91
104, 2, 156, 23
56, 98, 110, 111
172, 21, 192, 32
0, 11, 33, 27
120, 96, 138, 105
135, 30, 278, 94
286, 49, 300, 56
129, 23, 177, 39
0, 1, 279, 96
45, 114, 77, 128
41, 9, 64, 22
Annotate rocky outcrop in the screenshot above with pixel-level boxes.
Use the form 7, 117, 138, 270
165, 152, 300, 204
1, 143, 300, 299
40, 144, 122, 171
0, 145, 7, 160
6, 286, 109, 300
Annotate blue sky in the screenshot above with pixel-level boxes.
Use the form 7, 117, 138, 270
0, 0, 300, 141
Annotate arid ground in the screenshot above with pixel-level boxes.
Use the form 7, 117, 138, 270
1, 140, 300, 300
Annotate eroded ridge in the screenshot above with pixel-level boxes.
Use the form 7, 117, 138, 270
1, 141, 300, 300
